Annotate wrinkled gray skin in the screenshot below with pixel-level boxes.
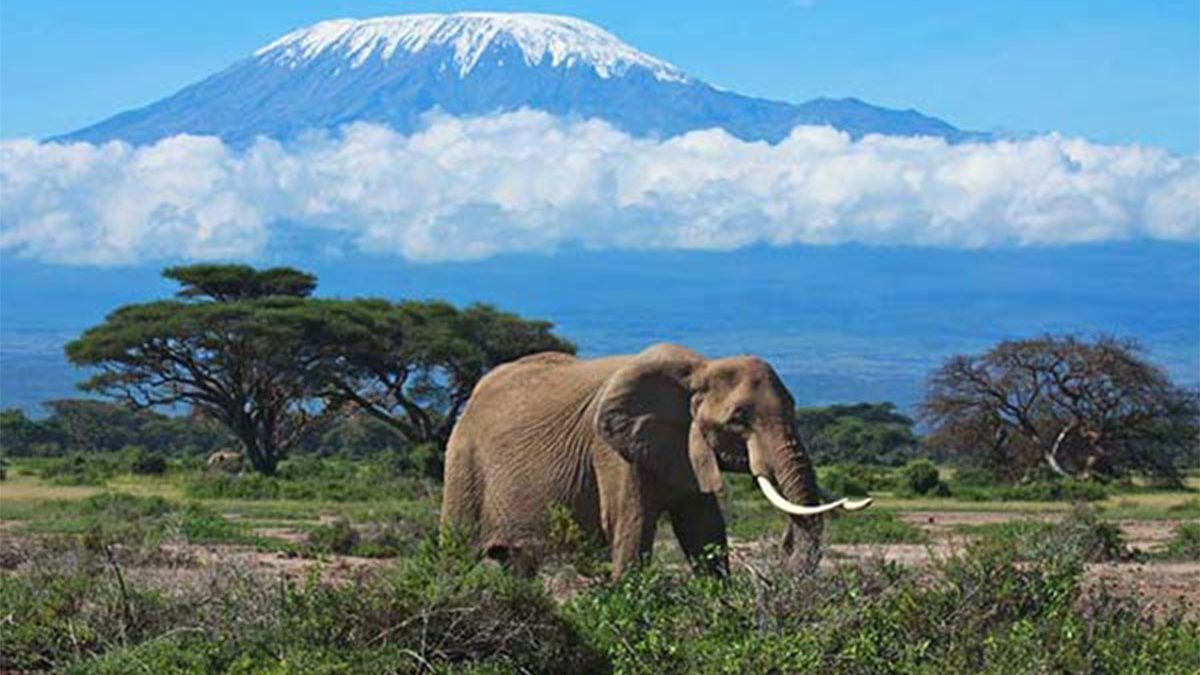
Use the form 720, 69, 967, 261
440, 343, 825, 577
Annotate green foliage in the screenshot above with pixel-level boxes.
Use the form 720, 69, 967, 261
1167, 497, 1200, 517
38, 454, 121, 485
1, 407, 64, 456
796, 402, 921, 466
3, 502, 1197, 675
2, 536, 604, 675
567, 535, 1197, 674
819, 464, 870, 497
899, 459, 948, 496
304, 518, 359, 555
825, 510, 927, 545
545, 503, 608, 577
64, 264, 574, 477
953, 477, 1111, 502
0, 401, 232, 458
962, 505, 1133, 563
183, 455, 432, 502
312, 413, 411, 458
1158, 523, 1200, 561
164, 263, 317, 301
19, 492, 249, 550
819, 463, 895, 496
317, 298, 576, 470
126, 446, 168, 475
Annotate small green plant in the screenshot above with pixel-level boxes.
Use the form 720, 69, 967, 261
1158, 522, 1200, 561
546, 503, 607, 577
899, 459, 947, 496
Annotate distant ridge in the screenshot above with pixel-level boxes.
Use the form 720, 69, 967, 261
60, 12, 980, 146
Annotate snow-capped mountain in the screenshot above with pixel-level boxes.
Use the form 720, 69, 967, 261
60, 12, 976, 146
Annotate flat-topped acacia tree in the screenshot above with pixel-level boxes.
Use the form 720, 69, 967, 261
311, 298, 576, 476
65, 264, 576, 476
66, 264, 331, 475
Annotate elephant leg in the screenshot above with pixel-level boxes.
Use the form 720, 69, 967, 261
608, 507, 660, 578
669, 493, 729, 576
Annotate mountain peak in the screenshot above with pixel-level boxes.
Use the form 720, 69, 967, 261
253, 12, 688, 82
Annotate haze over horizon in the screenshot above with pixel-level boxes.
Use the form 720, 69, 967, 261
0, 2, 1196, 415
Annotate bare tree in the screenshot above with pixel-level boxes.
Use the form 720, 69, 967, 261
921, 335, 1198, 484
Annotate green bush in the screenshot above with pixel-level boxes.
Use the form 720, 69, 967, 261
2, 536, 604, 675
955, 478, 1110, 502
126, 446, 168, 475
567, 533, 1197, 674
963, 505, 1132, 563
305, 518, 359, 555
38, 454, 119, 486
950, 466, 997, 488
184, 456, 431, 502
1159, 523, 1200, 561
899, 459, 946, 496
826, 510, 927, 544
820, 465, 871, 497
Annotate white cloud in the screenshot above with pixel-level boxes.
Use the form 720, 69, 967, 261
1, 111, 1197, 265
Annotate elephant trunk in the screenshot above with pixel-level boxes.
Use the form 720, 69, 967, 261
747, 421, 870, 573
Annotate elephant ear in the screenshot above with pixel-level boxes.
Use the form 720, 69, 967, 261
594, 349, 722, 493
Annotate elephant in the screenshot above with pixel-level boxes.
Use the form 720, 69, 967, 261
440, 343, 871, 577
206, 450, 244, 474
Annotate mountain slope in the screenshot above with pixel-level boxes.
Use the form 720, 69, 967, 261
60, 12, 975, 146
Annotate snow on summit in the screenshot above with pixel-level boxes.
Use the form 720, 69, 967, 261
255, 12, 688, 82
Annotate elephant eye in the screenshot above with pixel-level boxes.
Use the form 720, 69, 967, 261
726, 406, 752, 427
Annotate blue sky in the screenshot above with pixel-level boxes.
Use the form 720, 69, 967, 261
2, 0, 1197, 153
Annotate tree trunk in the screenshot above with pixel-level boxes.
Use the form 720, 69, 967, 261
1044, 421, 1076, 479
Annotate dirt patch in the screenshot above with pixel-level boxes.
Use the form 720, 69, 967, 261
252, 527, 309, 544
1086, 561, 1200, 619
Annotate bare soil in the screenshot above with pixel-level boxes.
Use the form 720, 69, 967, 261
4, 510, 1196, 618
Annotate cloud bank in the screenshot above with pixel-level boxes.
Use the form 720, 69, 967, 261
2, 111, 1197, 265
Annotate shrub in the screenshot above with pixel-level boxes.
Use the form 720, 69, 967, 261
826, 510, 927, 544
899, 459, 945, 496
953, 477, 1110, 502
305, 518, 359, 555
545, 503, 608, 577
964, 505, 1133, 563
2, 535, 605, 674
184, 456, 432, 502
950, 466, 997, 488
1167, 498, 1200, 517
820, 465, 870, 497
126, 446, 168, 475
1159, 523, 1200, 561
38, 454, 119, 486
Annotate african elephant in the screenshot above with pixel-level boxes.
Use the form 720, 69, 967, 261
206, 450, 244, 474
440, 343, 870, 577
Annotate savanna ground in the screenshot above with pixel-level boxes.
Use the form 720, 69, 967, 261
1, 456, 1198, 674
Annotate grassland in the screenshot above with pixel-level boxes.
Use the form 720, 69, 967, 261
1, 457, 1198, 674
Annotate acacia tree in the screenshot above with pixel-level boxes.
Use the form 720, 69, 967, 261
66, 265, 333, 474
315, 299, 575, 475
920, 335, 1198, 484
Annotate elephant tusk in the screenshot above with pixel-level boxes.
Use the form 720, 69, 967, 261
755, 476, 847, 516
842, 498, 874, 511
